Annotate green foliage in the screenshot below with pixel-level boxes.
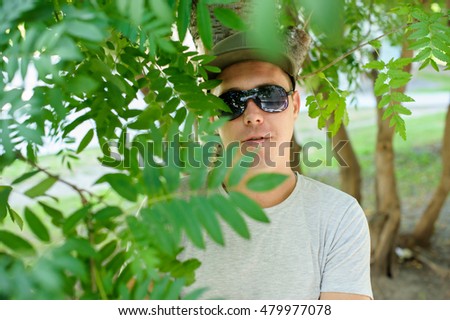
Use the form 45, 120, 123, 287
408, 8, 450, 70
301, 0, 448, 138
363, 57, 414, 140
0, 0, 448, 300
0, 0, 287, 300
305, 73, 350, 135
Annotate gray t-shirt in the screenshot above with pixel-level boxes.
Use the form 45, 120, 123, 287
181, 173, 373, 299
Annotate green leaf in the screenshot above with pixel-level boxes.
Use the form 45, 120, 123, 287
409, 21, 428, 30
39, 201, 64, 227
393, 114, 407, 140
374, 73, 389, 96
129, 0, 144, 24
95, 173, 138, 202
368, 39, 381, 49
408, 37, 430, 51
64, 237, 98, 259
413, 47, 432, 62
65, 21, 105, 42
24, 177, 57, 198
203, 65, 221, 73
143, 164, 163, 196
93, 206, 122, 221
199, 79, 222, 90
52, 251, 88, 281
53, 36, 83, 61
229, 192, 269, 223
387, 69, 411, 80
363, 61, 385, 70
382, 107, 394, 121
419, 58, 431, 70
67, 75, 99, 96
0, 230, 35, 255
0, 186, 13, 221
378, 94, 391, 109
388, 58, 413, 69
207, 162, 228, 189
98, 240, 117, 262
156, 87, 173, 102
411, 9, 428, 21
197, 2, 213, 50
63, 207, 89, 236
191, 196, 224, 245
432, 49, 448, 64
389, 77, 411, 89
209, 194, 249, 239
175, 200, 205, 249
188, 165, 208, 191
227, 151, 258, 188
246, 173, 289, 192
390, 92, 415, 103
213, 7, 246, 31
18, 124, 44, 145
11, 170, 39, 185
24, 207, 50, 242
177, 0, 192, 41
191, 54, 217, 65
150, 0, 173, 23
392, 104, 412, 115
163, 98, 180, 115
76, 128, 94, 154
8, 206, 24, 230
429, 58, 440, 71
408, 27, 429, 40
431, 36, 450, 55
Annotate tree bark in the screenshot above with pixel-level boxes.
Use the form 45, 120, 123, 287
290, 135, 303, 174
322, 88, 362, 202
412, 103, 450, 246
371, 107, 402, 277
328, 123, 362, 203
369, 43, 413, 277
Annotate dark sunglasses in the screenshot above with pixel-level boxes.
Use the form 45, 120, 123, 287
219, 85, 294, 121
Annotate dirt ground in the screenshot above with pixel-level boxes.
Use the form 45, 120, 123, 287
371, 199, 450, 300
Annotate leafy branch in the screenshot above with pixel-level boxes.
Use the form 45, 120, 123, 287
298, 21, 412, 80
16, 153, 102, 205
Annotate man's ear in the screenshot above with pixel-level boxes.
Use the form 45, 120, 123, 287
292, 91, 300, 119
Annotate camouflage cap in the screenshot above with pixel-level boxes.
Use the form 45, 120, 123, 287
189, 1, 311, 83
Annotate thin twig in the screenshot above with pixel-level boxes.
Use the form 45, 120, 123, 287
17, 153, 100, 205
298, 22, 411, 80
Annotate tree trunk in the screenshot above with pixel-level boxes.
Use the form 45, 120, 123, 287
371, 108, 402, 277
323, 88, 362, 202
328, 124, 362, 203
290, 135, 303, 174
370, 43, 413, 277
412, 103, 450, 246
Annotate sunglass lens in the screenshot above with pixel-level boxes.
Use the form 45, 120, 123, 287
219, 91, 245, 120
258, 85, 288, 112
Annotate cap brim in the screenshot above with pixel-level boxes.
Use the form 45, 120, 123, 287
207, 48, 295, 80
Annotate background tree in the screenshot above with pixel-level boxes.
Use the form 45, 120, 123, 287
0, 0, 449, 299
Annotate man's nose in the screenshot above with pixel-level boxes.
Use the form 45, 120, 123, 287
243, 99, 264, 125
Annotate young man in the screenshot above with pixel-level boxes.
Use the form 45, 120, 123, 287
182, 21, 373, 299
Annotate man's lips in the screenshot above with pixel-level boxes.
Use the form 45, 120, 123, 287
241, 135, 271, 143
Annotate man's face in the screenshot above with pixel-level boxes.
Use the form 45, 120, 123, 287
212, 61, 300, 171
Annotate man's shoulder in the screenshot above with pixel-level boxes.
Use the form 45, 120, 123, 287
295, 174, 364, 227
298, 174, 357, 205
